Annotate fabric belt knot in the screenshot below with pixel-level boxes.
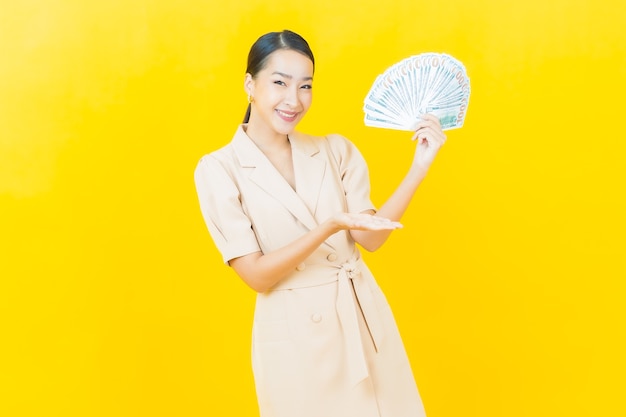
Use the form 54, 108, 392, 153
335, 259, 384, 387
341, 262, 359, 278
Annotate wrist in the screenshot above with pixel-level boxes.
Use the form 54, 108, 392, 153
407, 164, 428, 181
320, 217, 341, 236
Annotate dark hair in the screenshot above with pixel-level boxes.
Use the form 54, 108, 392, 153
243, 30, 315, 123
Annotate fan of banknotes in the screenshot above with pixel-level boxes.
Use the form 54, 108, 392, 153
363, 53, 470, 131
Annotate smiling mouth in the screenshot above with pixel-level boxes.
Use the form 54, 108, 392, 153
276, 109, 298, 121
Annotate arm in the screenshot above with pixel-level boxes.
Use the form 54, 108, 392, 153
350, 114, 447, 251
195, 153, 401, 294
230, 213, 401, 293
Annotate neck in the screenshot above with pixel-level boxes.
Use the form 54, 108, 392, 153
244, 119, 290, 153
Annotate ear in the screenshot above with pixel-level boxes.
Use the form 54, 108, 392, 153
244, 73, 255, 96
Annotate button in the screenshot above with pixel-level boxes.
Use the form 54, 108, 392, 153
296, 263, 306, 271
311, 313, 322, 323
326, 253, 338, 262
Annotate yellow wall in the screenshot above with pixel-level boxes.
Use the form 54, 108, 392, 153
1, 0, 625, 416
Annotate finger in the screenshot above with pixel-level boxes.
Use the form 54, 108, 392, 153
421, 113, 442, 127
356, 221, 403, 230
372, 218, 402, 227
415, 129, 445, 145
412, 118, 443, 138
412, 124, 436, 141
415, 121, 445, 135
370, 223, 403, 230
354, 216, 403, 229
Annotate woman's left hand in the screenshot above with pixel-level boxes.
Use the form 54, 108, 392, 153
410, 114, 447, 173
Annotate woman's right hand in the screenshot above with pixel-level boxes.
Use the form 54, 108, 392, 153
231, 212, 401, 292
329, 212, 403, 232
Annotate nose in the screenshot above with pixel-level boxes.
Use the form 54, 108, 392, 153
283, 85, 299, 108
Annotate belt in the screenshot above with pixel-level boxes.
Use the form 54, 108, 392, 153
334, 259, 384, 386
272, 256, 385, 387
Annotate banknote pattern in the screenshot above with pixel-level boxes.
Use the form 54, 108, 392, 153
363, 53, 471, 131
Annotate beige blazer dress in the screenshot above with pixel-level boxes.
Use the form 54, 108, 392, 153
195, 125, 427, 417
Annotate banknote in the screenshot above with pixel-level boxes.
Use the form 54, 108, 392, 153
364, 53, 470, 131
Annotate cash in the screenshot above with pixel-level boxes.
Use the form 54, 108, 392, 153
363, 53, 471, 131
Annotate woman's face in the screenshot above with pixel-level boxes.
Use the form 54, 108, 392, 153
245, 49, 313, 136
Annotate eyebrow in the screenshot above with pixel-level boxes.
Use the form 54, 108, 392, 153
272, 71, 313, 81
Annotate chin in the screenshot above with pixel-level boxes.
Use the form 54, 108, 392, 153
273, 119, 302, 135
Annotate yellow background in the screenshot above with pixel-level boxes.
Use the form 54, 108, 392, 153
1, 0, 625, 416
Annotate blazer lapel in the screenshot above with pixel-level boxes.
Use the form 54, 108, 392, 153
232, 127, 323, 232
291, 133, 340, 252
290, 131, 326, 220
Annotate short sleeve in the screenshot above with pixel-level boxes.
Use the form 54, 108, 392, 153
326, 134, 377, 214
194, 155, 261, 264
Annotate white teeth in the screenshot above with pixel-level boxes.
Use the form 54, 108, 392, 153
277, 110, 297, 118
